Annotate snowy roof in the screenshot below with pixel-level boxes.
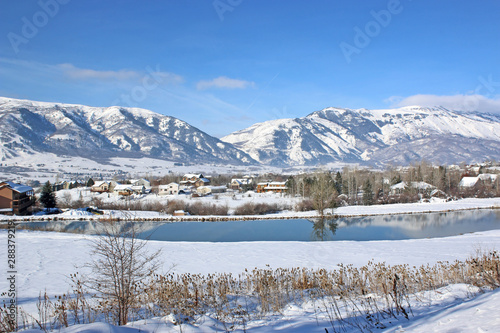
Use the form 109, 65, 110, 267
391, 181, 435, 190
92, 181, 108, 187
459, 177, 479, 188
2, 181, 33, 193
113, 184, 133, 191
183, 173, 203, 179
159, 183, 178, 189
478, 174, 498, 182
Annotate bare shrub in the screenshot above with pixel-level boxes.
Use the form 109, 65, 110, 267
83, 221, 161, 326
185, 202, 229, 216
233, 202, 281, 215
295, 199, 314, 212
166, 200, 187, 215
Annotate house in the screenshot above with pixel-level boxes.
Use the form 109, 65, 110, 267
113, 184, 133, 196
180, 173, 211, 188
256, 181, 288, 193
458, 177, 480, 189
158, 182, 179, 195
0, 181, 35, 215
113, 184, 145, 196
196, 186, 212, 196
194, 185, 226, 196
390, 181, 435, 195
230, 177, 253, 191
130, 178, 151, 191
91, 181, 110, 193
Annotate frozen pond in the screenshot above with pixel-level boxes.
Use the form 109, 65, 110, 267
13, 209, 500, 242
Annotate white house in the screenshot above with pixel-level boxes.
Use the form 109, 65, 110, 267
113, 184, 145, 196
91, 181, 109, 193
230, 177, 253, 191
158, 182, 179, 195
130, 178, 151, 190
390, 181, 435, 195
459, 177, 479, 189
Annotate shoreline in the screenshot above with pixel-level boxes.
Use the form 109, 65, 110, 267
1, 197, 499, 223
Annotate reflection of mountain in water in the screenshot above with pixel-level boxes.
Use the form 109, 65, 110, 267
13, 210, 500, 242
331, 210, 500, 240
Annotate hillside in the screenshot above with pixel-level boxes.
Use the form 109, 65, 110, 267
222, 106, 500, 166
0, 97, 256, 165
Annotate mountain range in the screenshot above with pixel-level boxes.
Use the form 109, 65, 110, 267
1, 97, 500, 167
0, 97, 255, 165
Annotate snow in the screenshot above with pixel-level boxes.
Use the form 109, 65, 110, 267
1, 181, 33, 193
2, 228, 500, 332
1, 197, 500, 332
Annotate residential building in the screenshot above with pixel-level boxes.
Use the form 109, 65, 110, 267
256, 181, 288, 193
390, 181, 435, 195
180, 173, 211, 188
0, 181, 35, 215
91, 181, 110, 193
230, 177, 253, 191
113, 184, 145, 196
158, 183, 179, 195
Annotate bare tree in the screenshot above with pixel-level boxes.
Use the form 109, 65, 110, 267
311, 171, 337, 217
85, 221, 161, 325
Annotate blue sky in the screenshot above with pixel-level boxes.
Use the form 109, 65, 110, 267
1, 0, 499, 137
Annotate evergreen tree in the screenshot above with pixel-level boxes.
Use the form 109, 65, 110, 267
362, 180, 374, 205
39, 181, 57, 209
334, 171, 343, 194
87, 178, 95, 187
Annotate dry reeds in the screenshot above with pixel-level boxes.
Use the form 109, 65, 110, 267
8, 251, 500, 332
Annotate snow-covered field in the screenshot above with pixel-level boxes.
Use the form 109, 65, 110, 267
1, 199, 500, 332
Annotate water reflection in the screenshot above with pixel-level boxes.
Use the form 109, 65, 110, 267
310, 218, 338, 241
9, 209, 500, 242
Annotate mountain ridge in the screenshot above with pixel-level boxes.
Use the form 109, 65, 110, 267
0, 97, 256, 165
2, 97, 500, 167
221, 105, 500, 166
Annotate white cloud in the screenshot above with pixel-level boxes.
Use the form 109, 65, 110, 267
386, 94, 500, 113
196, 76, 255, 90
58, 63, 184, 84
58, 63, 139, 80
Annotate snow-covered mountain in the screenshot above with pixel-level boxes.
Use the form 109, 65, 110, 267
222, 106, 500, 166
0, 97, 256, 165
3, 97, 500, 168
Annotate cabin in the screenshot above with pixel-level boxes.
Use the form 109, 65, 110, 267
0, 181, 35, 215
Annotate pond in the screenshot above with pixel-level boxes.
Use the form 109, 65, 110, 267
12, 209, 500, 242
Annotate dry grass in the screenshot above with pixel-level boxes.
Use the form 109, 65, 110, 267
7, 251, 499, 332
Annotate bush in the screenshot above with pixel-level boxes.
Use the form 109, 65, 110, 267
234, 202, 282, 215
185, 202, 228, 216
294, 199, 315, 212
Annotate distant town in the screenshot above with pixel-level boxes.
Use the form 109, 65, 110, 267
1, 161, 499, 217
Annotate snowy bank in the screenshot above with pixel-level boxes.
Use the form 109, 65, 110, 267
1, 197, 499, 222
